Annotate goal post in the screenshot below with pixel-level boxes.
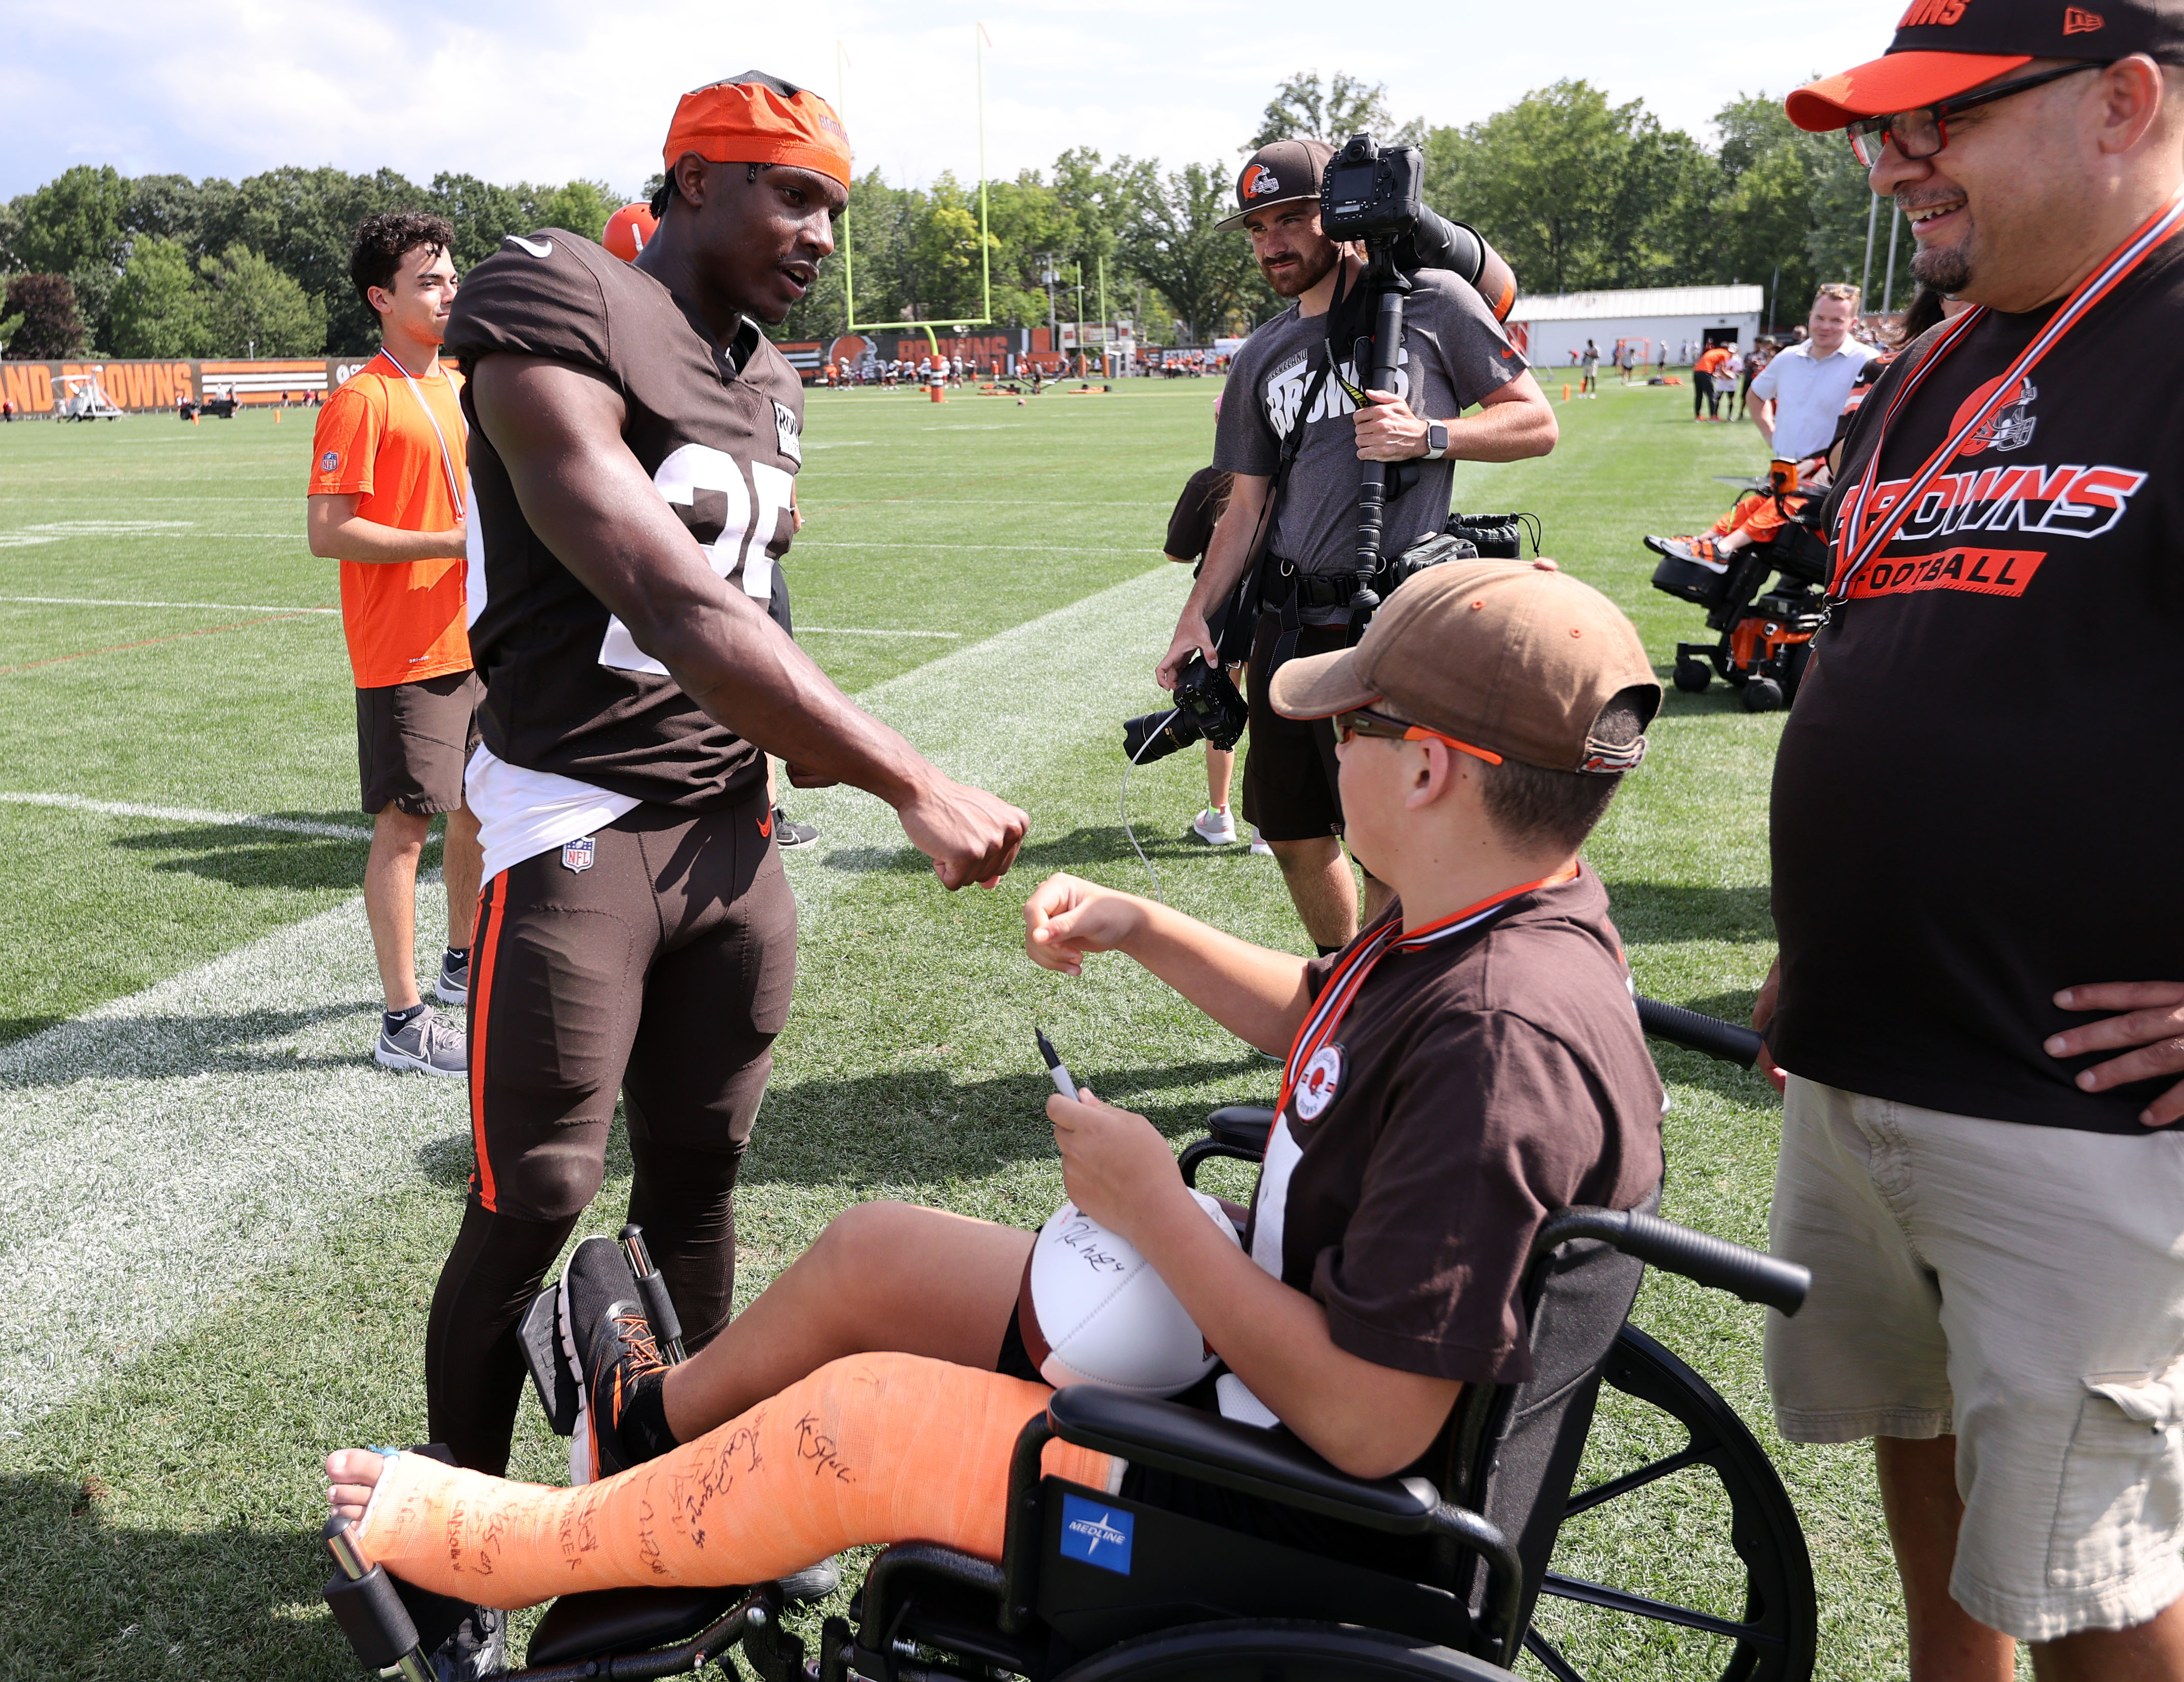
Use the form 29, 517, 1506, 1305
837, 26, 993, 335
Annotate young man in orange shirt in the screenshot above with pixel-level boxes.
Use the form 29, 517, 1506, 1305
307, 212, 485, 1079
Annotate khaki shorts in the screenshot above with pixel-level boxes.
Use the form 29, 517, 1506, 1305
1767, 1076, 2184, 1640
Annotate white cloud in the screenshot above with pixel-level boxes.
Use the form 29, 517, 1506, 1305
2, 0, 1882, 201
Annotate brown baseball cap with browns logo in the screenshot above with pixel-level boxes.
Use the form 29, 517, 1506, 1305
1270, 559, 1663, 774
1215, 138, 1334, 232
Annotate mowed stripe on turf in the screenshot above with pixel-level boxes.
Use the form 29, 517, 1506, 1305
0, 562, 1185, 1418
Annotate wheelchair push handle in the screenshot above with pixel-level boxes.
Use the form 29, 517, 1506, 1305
1538, 1207, 1809, 1315
1635, 994, 1764, 1068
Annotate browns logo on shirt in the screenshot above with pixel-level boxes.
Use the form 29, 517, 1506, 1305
1775, 233, 2184, 1133
444, 227, 804, 809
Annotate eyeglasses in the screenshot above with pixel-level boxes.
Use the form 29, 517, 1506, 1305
1334, 707, 1503, 766
1845, 62, 2104, 168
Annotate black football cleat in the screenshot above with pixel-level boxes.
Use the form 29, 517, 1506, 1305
556, 1236, 670, 1485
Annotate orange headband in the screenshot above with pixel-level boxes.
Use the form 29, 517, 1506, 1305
662, 79, 853, 191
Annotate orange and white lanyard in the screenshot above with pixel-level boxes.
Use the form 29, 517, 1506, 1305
1273, 865, 1581, 1125
1830, 188, 2184, 601
376, 349, 466, 512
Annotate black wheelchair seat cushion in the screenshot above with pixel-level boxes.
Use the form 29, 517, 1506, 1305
525, 1583, 746, 1666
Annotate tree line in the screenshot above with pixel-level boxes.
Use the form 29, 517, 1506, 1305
0, 71, 1886, 363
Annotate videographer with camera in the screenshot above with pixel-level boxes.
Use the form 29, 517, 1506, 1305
1155, 137, 1557, 953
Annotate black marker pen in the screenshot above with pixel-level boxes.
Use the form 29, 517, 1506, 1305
1035, 1026, 1077, 1100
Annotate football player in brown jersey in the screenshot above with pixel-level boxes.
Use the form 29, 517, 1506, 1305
424, 78, 1028, 1671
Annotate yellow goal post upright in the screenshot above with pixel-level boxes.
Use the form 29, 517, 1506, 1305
835, 26, 994, 359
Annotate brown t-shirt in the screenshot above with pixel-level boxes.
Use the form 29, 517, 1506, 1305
1244, 868, 1664, 1386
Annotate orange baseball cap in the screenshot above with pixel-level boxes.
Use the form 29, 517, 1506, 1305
1787, 0, 2184, 132
663, 71, 853, 190
1270, 559, 1660, 774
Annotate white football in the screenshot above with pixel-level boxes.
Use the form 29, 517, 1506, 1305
1026, 1191, 1239, 1396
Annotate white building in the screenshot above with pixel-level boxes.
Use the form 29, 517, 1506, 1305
1508, 285, 1766, 370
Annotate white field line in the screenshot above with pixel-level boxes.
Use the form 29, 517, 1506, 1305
0, 791, 375, 841
0, 565, 1187, 1419
796, 626, 960, 639
0, 596, 341, 615
0, 600, 953, 637
776, 563, 1187, 876
0, 882, 458, 1417
794, 541, 1130, 552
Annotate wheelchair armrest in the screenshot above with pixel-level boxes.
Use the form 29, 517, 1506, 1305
1047, 1385, 1435, 1533
1180, 1106, 1273, 1190
1205, 1104, 1275, 1152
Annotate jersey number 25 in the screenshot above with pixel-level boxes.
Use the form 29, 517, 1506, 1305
598, 443, 794, 675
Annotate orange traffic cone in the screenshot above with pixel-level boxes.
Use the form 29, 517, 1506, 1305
1562, 383, 1571, 402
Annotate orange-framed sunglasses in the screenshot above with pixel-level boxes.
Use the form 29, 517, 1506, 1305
1334, 707, 1503, 766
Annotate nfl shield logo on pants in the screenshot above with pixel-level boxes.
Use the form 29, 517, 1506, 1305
561, 836, 596, 873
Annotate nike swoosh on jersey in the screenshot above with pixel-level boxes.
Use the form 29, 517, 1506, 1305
506, 235, 554, 258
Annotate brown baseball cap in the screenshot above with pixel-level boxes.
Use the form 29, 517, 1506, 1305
1215, 139, 1333, 232
1270, 559, 1662, 774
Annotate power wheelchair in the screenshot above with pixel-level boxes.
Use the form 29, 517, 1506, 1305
1648, 465, 1833, 714
324, 1013, 1815, 1682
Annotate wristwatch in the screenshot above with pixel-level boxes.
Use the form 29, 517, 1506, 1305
1423, 421, 1449, 461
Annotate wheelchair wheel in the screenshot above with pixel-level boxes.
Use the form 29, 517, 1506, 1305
1525, 1326, 1816, 1682
1672, 658, 1711, 695
1740, 677, 1783, 713
1054, 1619, 1520, 1680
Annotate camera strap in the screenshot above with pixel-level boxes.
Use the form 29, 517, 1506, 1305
1247, 264, 1390, 674
1238, 351, 1333, 673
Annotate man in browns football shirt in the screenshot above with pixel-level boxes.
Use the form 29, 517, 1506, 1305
431, 72, 1026, 1493
1765, 4, 2184, 1671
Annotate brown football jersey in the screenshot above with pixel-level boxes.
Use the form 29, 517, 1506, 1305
446, 228, 806, 809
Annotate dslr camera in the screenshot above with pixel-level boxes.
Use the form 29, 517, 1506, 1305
1319, 133, 1517, 320
1121, 653, 1248, 766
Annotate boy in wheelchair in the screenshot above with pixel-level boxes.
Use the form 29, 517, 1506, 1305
324, 559, 1668, 1634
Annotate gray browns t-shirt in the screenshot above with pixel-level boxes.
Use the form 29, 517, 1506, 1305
1213, 267, 1526, 624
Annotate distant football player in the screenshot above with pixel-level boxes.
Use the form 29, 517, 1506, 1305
307, 211, 485, 1079
432, 69, 1024, 1490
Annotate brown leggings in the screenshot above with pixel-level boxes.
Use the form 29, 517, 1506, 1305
359, 1353, 1117, 1610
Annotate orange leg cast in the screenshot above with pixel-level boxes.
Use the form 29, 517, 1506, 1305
354, 1353, 1116, 1610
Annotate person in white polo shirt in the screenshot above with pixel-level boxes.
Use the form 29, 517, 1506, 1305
1747, 282, 1879, 461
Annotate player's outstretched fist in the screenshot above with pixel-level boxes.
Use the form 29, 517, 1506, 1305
897, 776, 1027, 890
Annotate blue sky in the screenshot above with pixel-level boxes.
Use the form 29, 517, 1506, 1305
3, 0, 1888, 202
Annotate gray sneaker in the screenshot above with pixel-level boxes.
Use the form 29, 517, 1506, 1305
375, 1005, 467, 1078
434, 947, 469, 1006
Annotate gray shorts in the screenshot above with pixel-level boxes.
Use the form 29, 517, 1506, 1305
1767, 1075, 2184, 1640
356, 670, 483, 817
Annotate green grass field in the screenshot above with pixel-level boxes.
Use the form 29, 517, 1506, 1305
0, 378, 1954, 1679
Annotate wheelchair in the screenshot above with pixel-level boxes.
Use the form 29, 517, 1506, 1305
324, 1013, 1816, 1682
1648, 465, 1832, 714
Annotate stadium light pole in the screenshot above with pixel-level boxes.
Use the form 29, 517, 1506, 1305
1882, 200, 1903, 314
1861, 192, 1879, 302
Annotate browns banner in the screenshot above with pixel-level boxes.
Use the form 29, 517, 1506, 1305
0, 357, 439, 414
